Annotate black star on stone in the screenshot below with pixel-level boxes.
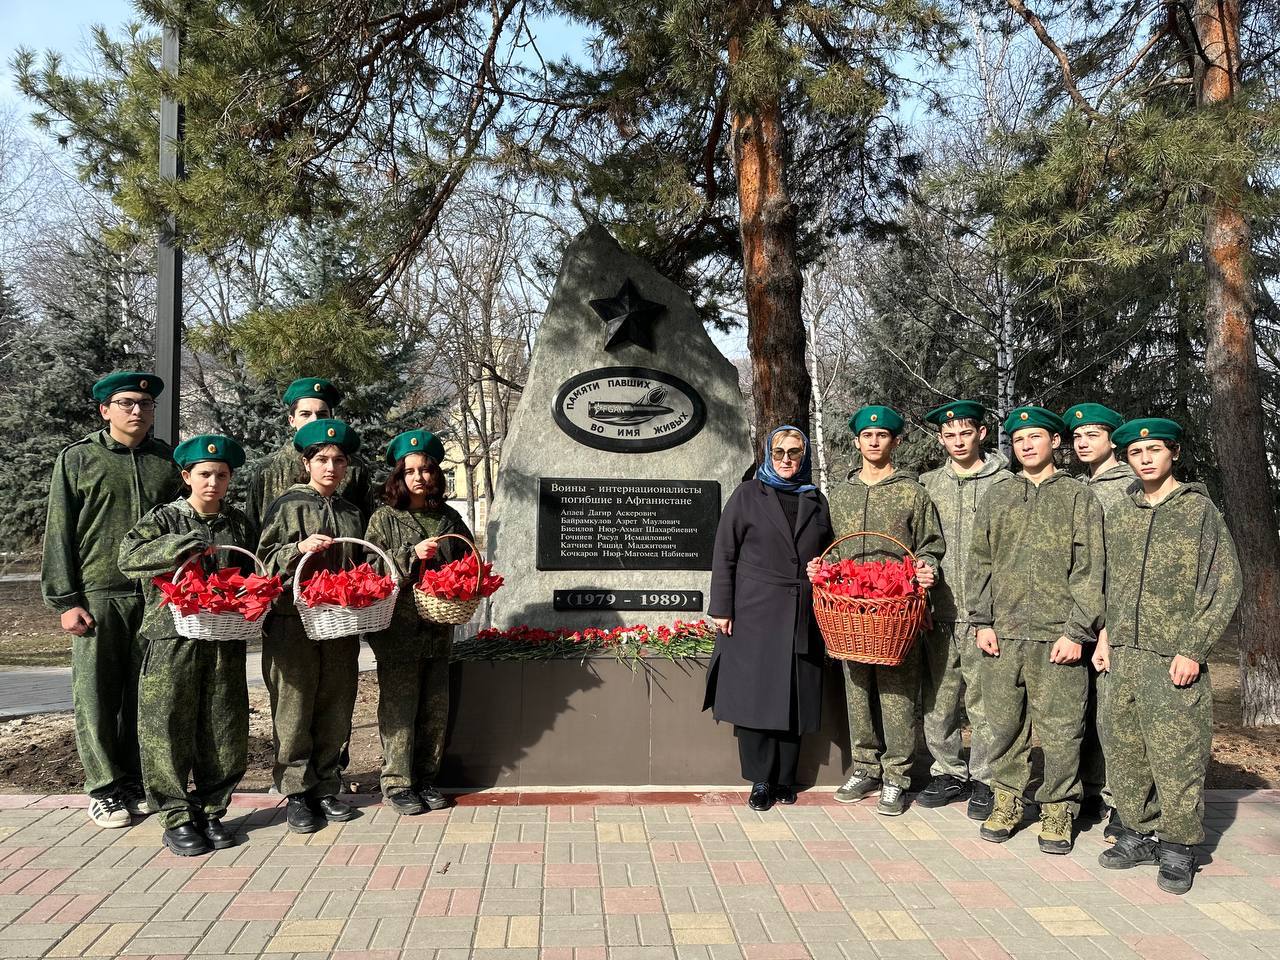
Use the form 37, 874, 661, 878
589, 278, 665, 352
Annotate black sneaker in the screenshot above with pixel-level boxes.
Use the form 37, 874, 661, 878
162, 822, 210, 857
916, 774, 969, 809
1098, 828, 1159, 870
1156, 841, 1197, 895
966, 782, 993, 822
418, 786, 450, 811
747, 782, 773, 811
202, 816, 237, 850
1103, 807, 1124, 844
316, 795, 355, 821
385, 789, 426, 816
286, 794, 323, 834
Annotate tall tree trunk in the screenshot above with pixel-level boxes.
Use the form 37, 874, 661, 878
1195, 0, 1280, 724
729, 10, 808, 438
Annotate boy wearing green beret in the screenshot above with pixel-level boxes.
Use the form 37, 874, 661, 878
119, 435, 255, 856
1064, 401, 1135, 837
824, 405, 945, 816
968, 405, 1105, 853
1094, 419, 1241, 894
365, 429, 472, 814
42, 372, 182, 828
257, 419, 367, 833
243, 377, 374, 531
917, 401, 1012, 819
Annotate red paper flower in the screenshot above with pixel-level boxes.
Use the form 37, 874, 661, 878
812, 557, 920, 599
152, 564, 284, 622
299, 563, 396, 609
418, 553, 504, 601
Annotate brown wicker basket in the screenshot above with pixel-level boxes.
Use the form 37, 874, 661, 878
812, 531, 927, 666
413, 533, 484, 625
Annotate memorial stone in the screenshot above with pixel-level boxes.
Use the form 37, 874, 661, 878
485, 224, 754, 630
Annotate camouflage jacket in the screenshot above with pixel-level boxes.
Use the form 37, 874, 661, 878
257, 483, 366, 618
41, 430, 183, 613
118, 498, 257, 642
920, 452, 1013, 624
827, 468, 945, 569
363, 503, 472, 660
243, 440, 375, 532
967, 471, 1105, 644
1083, 461, 1137, 517
1103, 483, 1241, 663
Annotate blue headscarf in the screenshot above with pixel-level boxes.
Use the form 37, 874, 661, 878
755, 425, 817, 493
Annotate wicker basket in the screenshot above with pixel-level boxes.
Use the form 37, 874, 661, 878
295, 537, 400, 640
413, 533, 484, 625
170, 545, 271, 642
812, 531, 927, 666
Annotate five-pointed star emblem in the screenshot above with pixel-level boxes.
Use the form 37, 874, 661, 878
589, 278, 664, 352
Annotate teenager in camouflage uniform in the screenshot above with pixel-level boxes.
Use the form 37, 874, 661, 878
1094, 418, 1241, 895
42, 372, 182, 828
364, 430, 471, 815
824, 405, 944, 816
243, 378, 374, 530
917, 401, 1012, 821
118, 435, 255, 857
1065, 402, 1135, 838
968, 405, 1104, 854
258, 419, 366, 834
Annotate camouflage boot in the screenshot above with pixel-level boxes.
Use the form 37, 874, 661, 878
979, 788, 1024, 843
1037, 801, 1074, 855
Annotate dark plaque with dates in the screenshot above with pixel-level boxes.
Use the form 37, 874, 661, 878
537, 477, 719, 571
553, 589, 704, 611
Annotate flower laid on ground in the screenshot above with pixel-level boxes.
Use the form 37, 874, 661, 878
299, 563, 396, 609
418, 553, 504, 600
153, 566, 284, 622
456, 619, 717, 662
811, 557, 920, 599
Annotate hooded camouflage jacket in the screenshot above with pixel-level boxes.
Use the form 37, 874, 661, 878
1083, 461, 1137, 517
1102, 483, 1241, 663
257, 483, 365, 618
920, 452, 1013, 624
42, 430, 183, 613
118, 498, 257, 642
363, 503, 471, 660
827, 468, 945, 570
243, 440, 374, 532
967, 471, 1105, 644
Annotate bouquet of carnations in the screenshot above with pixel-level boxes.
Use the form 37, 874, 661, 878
299, 563, 397, 609
154, 549, 283, 641
413, 534, 502, 624
810, 556, 921, 599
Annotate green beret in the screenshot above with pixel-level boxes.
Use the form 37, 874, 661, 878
1063, 402, 1123, 432
174, 434, 246, 470
849, 405, 905, 436
1003, 405, 1066, 437
386, 429, 445, 466
93, 371, 163, 403
1113, 418, 1183, 450
924, 400, 986, 426
283, 377, 342, 409
293, 418, 361, 455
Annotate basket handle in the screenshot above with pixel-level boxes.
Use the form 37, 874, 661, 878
421, 532, 484, 596
173, 544, 267, 585
818, 530, 918, 567
292, 536, 399, 604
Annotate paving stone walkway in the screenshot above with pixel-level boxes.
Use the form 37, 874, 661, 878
1, 789, 1279, 960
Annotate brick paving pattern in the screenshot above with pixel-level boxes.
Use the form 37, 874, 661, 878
0, 790, 1278, 959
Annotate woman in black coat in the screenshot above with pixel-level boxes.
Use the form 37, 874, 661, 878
704, 425, 835, 811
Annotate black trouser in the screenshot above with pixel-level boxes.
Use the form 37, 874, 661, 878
734, 725, 801, 786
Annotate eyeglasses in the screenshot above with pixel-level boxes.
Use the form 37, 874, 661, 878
109, 398, 156, 412
770, 447, 805, 462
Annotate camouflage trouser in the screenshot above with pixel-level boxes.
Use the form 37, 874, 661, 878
1103, 646, 1211, 845
72, 593, 145, 796
843, 642, 920, 789
375, 653, 450, 792
981, 638, 1087, 812
1081, 655, 1112, 805
261, 616, 359, 798
920, 621, 990, 784
139, 637, 249, 829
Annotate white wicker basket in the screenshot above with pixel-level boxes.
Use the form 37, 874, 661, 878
170, 545, 271, 642
295, 536, 400, 641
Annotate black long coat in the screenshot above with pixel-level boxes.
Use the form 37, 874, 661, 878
703, 479, 835, 732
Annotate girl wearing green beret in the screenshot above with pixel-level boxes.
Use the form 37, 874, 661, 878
118, 435, 254, 857
257, 419, 366, 833
364, 430, 471, 814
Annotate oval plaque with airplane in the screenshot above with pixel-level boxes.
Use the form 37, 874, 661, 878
551, 366, 707, 453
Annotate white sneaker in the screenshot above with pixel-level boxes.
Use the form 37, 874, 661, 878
118, 782, 155, 816
88, 793, 131, 828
